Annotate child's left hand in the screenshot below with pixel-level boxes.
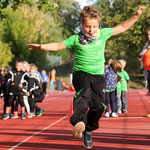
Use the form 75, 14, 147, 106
27, 92, 30, 96
19, 83, 23, 88
136, 6, 146, 17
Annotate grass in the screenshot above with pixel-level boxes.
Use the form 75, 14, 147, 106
56, 74, 146, 89
128, 74, 146, 89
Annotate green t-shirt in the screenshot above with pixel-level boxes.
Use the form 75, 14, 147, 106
63, 28, 113, 75
117, 70, 130, 91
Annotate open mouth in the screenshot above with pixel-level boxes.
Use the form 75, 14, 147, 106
88, 33, 94, 36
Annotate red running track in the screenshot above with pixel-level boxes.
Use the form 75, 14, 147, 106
0, 89, 150, 150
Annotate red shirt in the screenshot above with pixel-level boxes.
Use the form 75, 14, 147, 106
144, 48, 150, 70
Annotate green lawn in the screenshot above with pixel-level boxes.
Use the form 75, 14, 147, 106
56, 74, 146, 89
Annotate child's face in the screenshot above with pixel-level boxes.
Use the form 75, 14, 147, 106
82, 19, 99, 36
30, 68, 36, 76
42, 70, 46, 75
147, 31, 150, 41
16, 62, 22, 71
22, 65, 27, 72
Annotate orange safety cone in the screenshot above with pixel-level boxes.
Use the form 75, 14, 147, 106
68, 85, 75, 92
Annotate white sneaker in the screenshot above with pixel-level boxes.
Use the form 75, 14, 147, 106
105, 112, 110, 118
112, 112, 118, 118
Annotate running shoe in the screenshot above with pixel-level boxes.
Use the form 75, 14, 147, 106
105, 112, 110, 118
73, 121, 85, 138
13, 113, 19, 119
26, 113, 32, 119
112, 112, 118, 118
30, 112, 36, 117
83, 131, 92, 149
123, 110, 128, 113
21, 113, 26, 119
147, 113, 150, 117
36, 109, 46, 117
10, 113, 14, 119
2, 113, 10, 120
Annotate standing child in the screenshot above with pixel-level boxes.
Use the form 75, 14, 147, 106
41, 70, 49, 96
28, 5, 146, 149
27, 64, 45, 117
2, 59, 26, 120
104, 59, 122, 118
21, 61, 32, 118
118, 59, 130, 113
49, 69, 56, 91
1, 66, 14, 119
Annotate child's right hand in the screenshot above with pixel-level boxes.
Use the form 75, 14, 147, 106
136, 6, 146, 17
19, 83, 23, 88
1, 97, 4, 101
27, 92, 30, 96
11, 82, 15, 86
27, 44, 41, 50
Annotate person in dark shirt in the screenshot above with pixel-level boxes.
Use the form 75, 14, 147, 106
1, 66, 14, 119
2, 59, 26, 120
27, 64, 45, 117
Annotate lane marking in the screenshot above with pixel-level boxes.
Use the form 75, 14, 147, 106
101, 116, 144, 120
8, 115, 68, 150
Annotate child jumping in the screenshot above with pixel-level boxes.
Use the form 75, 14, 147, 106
28, 5, 146, 149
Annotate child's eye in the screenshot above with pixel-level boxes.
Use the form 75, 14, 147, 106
93, 26, 98, 28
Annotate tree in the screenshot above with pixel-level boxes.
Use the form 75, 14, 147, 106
0, 4, 63, 68
94, 0, 150, 72
0, 1, 81, 68
38, 0, 81, 57
0, 41, 13, 66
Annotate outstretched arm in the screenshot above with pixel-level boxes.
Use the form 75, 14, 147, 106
28, 42, 67, 51
112, 6, 146, 36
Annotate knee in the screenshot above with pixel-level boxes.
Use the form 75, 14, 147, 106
77, 87, 92, 98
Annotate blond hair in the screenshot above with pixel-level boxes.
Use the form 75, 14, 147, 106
29, 63, 37, 71
80, 5, 102, 24
119, 59, 126, 68
22, 61, 30, 72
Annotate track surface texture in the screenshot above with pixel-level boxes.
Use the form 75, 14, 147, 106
0, 89, 150, 150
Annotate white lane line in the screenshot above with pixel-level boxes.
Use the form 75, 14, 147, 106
8, 115, 68, 150
101, 116, 144, 120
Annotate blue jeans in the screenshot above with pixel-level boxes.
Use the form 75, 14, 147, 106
117, 91, 122, 113
105, 90, 116, 113
49, 80, 55, 91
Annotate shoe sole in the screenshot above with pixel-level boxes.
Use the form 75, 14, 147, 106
73, 121, 85, 138
83, 142, 93, 149
21, 117, 26, 119
27, 116, 32, 119
105, 116, 109, 118
13, 116, 19, 119
112, 116, 118, 118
